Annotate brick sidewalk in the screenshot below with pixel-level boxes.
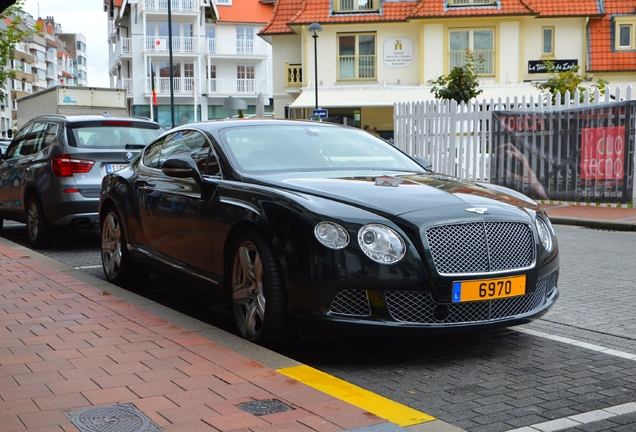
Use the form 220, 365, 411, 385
0, 242, 402, 432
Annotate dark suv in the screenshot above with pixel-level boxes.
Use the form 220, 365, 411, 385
0, 114, 161, 247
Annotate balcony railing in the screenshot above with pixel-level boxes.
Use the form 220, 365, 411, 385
146, 36, 199, 53
147, 77, 265, 96
207, 38, 268, 56
144, 0, 198, 12
449, 50, 494, 75
334, 0, 378, 12
338, 55, 376, 79
286, 63, 302, 87
120, 78, 133, 96
122, 38, 132, 53
207, 78, 266, 95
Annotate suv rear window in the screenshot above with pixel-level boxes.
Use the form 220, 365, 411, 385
68, 122, 160, 149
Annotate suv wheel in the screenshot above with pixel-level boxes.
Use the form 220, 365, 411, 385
26, 196, 50, 248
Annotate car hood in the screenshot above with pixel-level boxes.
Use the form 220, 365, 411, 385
250, 171, 540, 218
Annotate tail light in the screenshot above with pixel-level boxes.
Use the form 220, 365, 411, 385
52, 154, 95, 177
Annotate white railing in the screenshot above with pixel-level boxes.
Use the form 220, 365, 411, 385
122, 38, 131, 53
145, 36, 199, 53
148, 77, 195, 94
144, 0, 198, 12
121, 78, 133, 96
206, 78, 266, 94
207, 38, 268, 56
394, 86, 635, 184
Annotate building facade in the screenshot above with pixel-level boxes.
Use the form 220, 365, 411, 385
106, 0, 275, 129
1, 11, 88, 139
260, 0, 636, 139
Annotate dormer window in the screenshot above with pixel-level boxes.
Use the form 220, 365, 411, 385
333, 0, 379, 13
448, 0, 497, 6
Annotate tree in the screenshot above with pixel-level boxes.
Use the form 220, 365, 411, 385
533, 61, 608, 104
427, 50, 484, 104
0, 0, 36, 103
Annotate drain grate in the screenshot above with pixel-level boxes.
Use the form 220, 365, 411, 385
64, 403, 162, 432
237, 399, 294, 416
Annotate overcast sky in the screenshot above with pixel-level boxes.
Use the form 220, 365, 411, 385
21, 0, 110, 87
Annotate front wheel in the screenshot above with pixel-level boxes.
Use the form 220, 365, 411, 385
231, 231, 289, 346
101, 206, 147, 288
26, 196, 50, 248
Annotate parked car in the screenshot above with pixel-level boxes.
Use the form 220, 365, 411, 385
99, 119, 559, 345
0, 114, 161, 247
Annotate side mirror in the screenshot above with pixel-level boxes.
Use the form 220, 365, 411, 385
414, 156, 433, 171
162, 156, 203, 184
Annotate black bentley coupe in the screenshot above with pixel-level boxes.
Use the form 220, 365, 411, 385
99, 119, 559, 345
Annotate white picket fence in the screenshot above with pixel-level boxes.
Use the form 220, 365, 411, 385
394, 86, 635, 183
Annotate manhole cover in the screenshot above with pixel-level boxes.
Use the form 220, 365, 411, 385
64, 403, 162, 432
237, 399, 294, 416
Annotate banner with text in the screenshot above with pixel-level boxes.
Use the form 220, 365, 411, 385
490, 101, 636, 203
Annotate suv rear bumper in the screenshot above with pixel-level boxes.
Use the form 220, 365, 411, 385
45, 200, 99, 227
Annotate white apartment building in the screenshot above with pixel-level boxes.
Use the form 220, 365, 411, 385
106, 0, 274, 129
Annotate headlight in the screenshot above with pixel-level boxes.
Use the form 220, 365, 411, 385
315, 222, 350, 249
358, 224, 406, 264
535, 217, 553, 252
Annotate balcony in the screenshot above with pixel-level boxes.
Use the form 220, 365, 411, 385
145, 36, 199, 53
207, 38, 268, 56
143, 0, 199, 12
286, 63, 302, 87
120, 78, 133, 96
206, 78, 266, 95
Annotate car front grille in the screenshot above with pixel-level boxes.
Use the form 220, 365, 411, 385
425, 222, 535, 275
328, 289, 372, 316
385, 271, 557, 324
327, 272, 557, 325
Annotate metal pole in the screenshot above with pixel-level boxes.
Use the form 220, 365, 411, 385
313, 32, 318, 110
167, 0, 175, 128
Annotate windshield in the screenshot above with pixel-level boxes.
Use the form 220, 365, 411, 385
221, 124, 423, 172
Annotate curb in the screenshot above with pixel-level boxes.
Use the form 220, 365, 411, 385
549, 216, 636, 231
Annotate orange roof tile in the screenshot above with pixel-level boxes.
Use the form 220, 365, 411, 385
524, 0, 601, 17
217, 0, 274, 23
588, 0, 636, 72
261, 0, 304, 35
410, 0, 536, 18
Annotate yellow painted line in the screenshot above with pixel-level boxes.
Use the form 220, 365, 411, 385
277, 364, 435, 427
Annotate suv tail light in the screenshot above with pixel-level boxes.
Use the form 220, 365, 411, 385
52, 154, 95, 177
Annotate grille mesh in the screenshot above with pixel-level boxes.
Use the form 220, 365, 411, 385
385, 271, 557, 324
426, 222, 534, 275
329, 289, 372, 316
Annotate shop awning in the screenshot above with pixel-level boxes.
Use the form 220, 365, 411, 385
289, 84, 546, 108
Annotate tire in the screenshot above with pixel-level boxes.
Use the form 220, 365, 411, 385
26, 196, 50, 248
101, 206, 148, 288
231, 231, 289, 346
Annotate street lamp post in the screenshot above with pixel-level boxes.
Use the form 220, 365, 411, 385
308, 23, 322, 112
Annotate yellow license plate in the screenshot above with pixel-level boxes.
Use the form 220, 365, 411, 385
452, 275, 526, 303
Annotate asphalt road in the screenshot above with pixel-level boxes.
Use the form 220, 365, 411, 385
2, 221, 636, 431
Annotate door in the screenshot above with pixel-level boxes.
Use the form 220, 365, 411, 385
139, 130, 214, 273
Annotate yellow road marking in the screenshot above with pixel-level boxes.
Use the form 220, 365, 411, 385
277, 364, 435, 427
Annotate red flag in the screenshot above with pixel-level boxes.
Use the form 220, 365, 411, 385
151, 66, 157, 107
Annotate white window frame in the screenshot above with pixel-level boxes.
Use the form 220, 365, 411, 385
615, 17, 636, 51
448, 28, 495, 76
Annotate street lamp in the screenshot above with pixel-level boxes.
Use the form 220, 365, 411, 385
308, 23, 322, 112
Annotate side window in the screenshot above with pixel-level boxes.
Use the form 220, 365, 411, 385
160, 130, 211, 173
21, 123, 48, 156
143, 137, 165, 169
5, 124, 32, 159
41, 124, 59, 151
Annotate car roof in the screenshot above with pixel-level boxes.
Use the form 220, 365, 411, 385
27, 114, 159, 125
168, 118, 349, 135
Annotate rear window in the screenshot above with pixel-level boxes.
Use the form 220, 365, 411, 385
68, 123, 160, 149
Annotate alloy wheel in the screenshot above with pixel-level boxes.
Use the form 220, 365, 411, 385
232, 240, 266, 340
101, 212, 123, 280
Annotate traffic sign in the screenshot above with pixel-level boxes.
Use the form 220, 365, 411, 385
312, 109, 328, 119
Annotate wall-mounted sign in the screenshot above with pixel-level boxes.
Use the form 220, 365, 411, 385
528, 59, 578, 74
383, 38, 414, 68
